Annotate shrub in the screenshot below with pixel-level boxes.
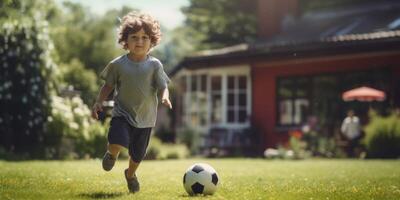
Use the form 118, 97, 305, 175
363, 111, 400, 158
58, 59, 99, 105
0, 19, 56, 156
176, 127, 201, 155
287, 127, 345, 159
45, 95, 108, 159
144, 137, 189, 160
289, 135, 308, 159
160, 143, 189, 159
144, 137, 162, 160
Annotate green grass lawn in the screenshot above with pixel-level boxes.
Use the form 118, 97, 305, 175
1, 159, 399, 200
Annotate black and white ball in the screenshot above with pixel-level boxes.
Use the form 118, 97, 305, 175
183, 163, 219, 195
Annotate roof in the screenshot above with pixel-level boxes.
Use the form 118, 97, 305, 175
170, 1, 400, 76
270, 1, 400, 43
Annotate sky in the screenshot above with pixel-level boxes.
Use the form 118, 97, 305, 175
55, 0, 189, 29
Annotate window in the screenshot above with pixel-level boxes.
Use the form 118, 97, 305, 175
177, 76, 187, 127
277, 77, 310, 126
188, 74, 208, 127
227, 75, 248, 123
181, 68, 250, 129
211, 76, 222, 124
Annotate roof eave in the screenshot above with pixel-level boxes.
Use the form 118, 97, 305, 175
169, 37, 400, 77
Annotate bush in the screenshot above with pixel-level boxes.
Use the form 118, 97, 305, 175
45, 95, 108, 159
286, 127, 345, 159
363, 111, 400, 158
0, 7, 107, 159
144, 137, 189, 160
176, 127, 202, 155
0, 19, 56, 156
144, 137, 162, 160
288, 135, 308, 159
58, 59, 99, 105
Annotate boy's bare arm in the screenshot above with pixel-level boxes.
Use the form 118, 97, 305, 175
91, 84, 114, 119
160, 87, 172, 109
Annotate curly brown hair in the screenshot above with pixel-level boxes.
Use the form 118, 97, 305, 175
118, 12, 162, 50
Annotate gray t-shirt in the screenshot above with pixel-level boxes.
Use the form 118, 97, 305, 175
100, 54, 170, 128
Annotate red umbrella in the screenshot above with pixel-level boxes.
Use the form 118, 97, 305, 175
342, 86, 386, 102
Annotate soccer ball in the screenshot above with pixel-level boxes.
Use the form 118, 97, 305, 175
183, 163, 219, 195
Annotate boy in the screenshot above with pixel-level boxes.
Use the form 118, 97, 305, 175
91, 11, 172, 193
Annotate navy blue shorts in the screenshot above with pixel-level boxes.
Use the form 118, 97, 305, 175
107, 117, 152, 162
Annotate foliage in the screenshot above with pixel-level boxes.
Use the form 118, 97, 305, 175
45, 96, 108, 159
288, 135, 308, 159
144, 137, 189, 160
1, 159, 400, 199
0, 0, 59, 21
300, 130, 342, 158
0, 0, 115, 160
363, 110, 400, 158
0, 18, 56, 156
50, 3, 131, 73
176, 127, 202, 155
182, 0, 257, 49
151, 27, 202, 72
286, 125, 346, 159
58, 59, 98, 105
181, 0, 379, 50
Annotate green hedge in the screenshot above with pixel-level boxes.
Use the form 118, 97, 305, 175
145, 137, 189, 160
0, 19, 109, 159
0, 19, 55, 156
45, 96, 108, 159
364, 111, 400, 158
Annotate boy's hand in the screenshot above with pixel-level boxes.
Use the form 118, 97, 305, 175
162, 98, 172, 109
91, 102, 103, 120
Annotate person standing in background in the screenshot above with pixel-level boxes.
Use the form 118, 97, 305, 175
341, 110, 362, 157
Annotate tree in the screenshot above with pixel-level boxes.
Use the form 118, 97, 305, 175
57, 59, 98, 105
181, 0, 378, 49
0, 0, 59, 20
0, 19, 56, 156
49, 4, 136, 104
151, 26, 203, 72
50, 2, 127, 74
181, 0, 258, 49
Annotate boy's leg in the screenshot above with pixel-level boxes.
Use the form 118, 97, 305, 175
108, 143, 123, 158
124, 158, 140, 193
103, 143, 123, 171
125, 127, 151, 192
103, 117, 130, 171
127, 127, 151, 176
126, 158, 140, 178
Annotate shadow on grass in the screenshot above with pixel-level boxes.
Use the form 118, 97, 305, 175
179, 193, 210, 198
79, 192, 125, 199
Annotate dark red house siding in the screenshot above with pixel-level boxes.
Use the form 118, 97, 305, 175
251, 51, 400, 149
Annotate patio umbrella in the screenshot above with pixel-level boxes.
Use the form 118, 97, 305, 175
342, 86, 386, 102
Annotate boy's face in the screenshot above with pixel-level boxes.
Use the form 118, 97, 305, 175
126, 28, 151, 57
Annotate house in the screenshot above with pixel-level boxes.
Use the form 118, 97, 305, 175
169, 0, 400, 155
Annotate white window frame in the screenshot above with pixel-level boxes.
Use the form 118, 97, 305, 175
178, 65, 251, 132
226, 74, 249, 125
